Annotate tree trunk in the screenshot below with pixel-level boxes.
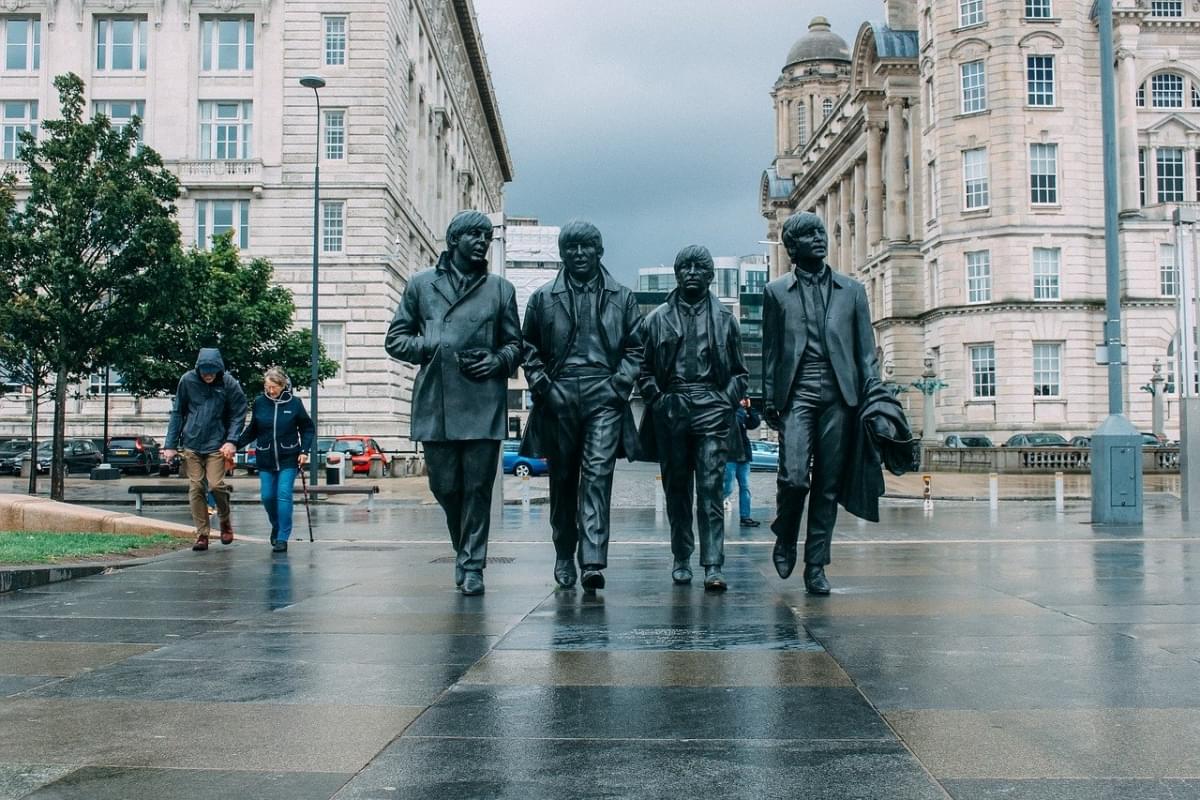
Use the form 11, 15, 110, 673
26, 374, 39, 496
50, 365, 68, 501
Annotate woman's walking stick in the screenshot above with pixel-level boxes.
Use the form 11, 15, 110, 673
299, 468, 315, 542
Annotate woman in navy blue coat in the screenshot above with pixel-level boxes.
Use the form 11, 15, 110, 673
238, 367, 314, 553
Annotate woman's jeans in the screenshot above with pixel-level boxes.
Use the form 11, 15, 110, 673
259, 467, 298, 542
723, 460, 752, 519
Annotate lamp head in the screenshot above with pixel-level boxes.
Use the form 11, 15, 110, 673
299, 74, 327, 89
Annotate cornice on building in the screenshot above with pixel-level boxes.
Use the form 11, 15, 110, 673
450, 0, 513, 183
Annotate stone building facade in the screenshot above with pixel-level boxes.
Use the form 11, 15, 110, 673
762, 0, 1198, 442
0, 0, 511, 451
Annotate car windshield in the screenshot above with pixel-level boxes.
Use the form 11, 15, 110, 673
1028, 434, 1066, 445
333, 441, 365, 454
317, 438, 334, 451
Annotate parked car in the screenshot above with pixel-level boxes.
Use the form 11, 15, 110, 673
1071, 433, 1168, 448
14, 439, 103, 476
235, 446, 257, 475
1003, 432, 1069, 447
1069, 435, 1090, 448
0, 439, 32, 475
316, 437, 335, 468
332, 436, 392, 475
944, 434, 994, 448
749, 440, 779, 472
105, 435, 162, 474
502, 439, 548, 477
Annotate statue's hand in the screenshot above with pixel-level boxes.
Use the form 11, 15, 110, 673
462, 353, 503, 380
764, 407, 782, 431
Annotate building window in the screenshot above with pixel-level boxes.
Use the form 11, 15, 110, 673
1151, 73, 1184, 109
89, 370, 126, 395
969, 344, 996, 398
1032, 247, 1061, 300
318, 322, 345, 379
198, 101, 252, 160
1193, 86, 1200, 108
1029, 143, 1058, 205
1026, 55, 1055, 106
796, 105, 807, 147
960, 60, 987, 113
1150, 0, 1183, 16
1032, 343, 1061, 397
1157, 147, 1185, 203
2, 16, 40, 72
1161, 243, 1179, 297
1025, 0, 1052, 18
93, 100, 145, 142
1139, 147, 1147, 206
925, 76, 937, 127
324, 109, 345, 160
321, 201, 344, 253
2, 100, 37, 160
200, 17, 253, 72
963, 147, 989, 210
821, 97, 834, 120
196, 199, 249, 250
966, 250, 991, 304
927, 259, 940, 307
927, 159, 938, 221
1136, 84, 1145, 108
95, 17, 148, 72
959, 0, 985, 27
323, 15, 346, 66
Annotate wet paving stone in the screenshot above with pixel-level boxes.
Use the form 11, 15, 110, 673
0, 598, 283, 621
333, 736, 947, 800
230, 611, 522, 636
0, 675, 56, 695
0, 764, 75, 800
133, 631, 498, 666
26, 657, 468, 706
941, 778, 1200, 800
0, 617, 229, 644
0, 642, 156, 676
495, 620, 824, 651
21, 766, 352, 800
407, 685, 890, 740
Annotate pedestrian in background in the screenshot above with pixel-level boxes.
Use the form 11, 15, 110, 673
238, 367, 314, 554
724, 397, 762, 528
162, 348, 248, 551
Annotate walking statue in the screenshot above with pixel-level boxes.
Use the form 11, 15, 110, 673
385, 210, 522, 596
520, 220, 644, 593
637, 245, 749, 591
763, 211, 918, 595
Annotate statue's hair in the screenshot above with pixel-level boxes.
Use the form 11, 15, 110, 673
781, 211, 826, 248
445, 210, 493, 249
558, 220, 604, 255
673, 244, 714, 272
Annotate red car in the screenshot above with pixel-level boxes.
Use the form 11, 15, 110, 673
332, 436, 392, 475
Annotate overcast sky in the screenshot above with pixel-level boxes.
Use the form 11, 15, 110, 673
473, 0, 880, 284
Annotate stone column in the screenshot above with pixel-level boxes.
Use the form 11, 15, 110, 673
1116, 46, 1140, 213
907, 99, 923, 241
866, 121, 884, 248
886, 98, 908, 242
826, 185, 840, 268
775, 95, 787, 152
839, 172, 853, 271
853, 159, 868, 267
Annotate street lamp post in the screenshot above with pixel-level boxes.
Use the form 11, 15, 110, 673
910, 353, 947, 444
300, 74, 325, 486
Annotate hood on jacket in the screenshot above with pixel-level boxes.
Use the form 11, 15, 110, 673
195, 348, 225, 376
264, 384, 294, 404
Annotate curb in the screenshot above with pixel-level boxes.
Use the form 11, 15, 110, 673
0, 549, 187, 594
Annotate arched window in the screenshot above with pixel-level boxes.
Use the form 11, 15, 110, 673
1151, 72, 1185, 108
822, 97, 834, 120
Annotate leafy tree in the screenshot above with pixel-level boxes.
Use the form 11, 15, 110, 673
115, 232, 339, 397
0, 73, 181, 500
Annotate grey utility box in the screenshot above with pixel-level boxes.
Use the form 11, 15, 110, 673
1089, 414, 1143, 525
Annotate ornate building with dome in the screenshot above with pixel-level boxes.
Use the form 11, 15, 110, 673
762, 0, 1200, 443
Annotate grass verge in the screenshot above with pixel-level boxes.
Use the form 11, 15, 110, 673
0, 532, 180, 566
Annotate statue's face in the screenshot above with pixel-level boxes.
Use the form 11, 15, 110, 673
674, 258, 714, 297
784, 221, 828, 266
562, 238, 601, 282
451, 226, 493, 271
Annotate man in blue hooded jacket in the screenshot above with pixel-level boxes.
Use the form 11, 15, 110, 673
163, 348, 248, 551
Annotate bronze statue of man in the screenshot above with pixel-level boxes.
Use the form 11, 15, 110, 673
637, 245, 749, 591
521, 221, 644, 592
763, 211, 885, 595
385, 210, 521, 596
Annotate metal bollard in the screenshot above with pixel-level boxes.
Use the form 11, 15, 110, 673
655, 475, 665, 516
923, 474, 933, 511
989, 472, 999, 509
1055, 471, 1064, 512
521, 475, 530, 510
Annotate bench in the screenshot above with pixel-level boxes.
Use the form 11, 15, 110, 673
127, 483, 235, 514
301, 484, 379, 512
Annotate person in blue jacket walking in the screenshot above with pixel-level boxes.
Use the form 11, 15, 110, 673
238, 367, 314, 553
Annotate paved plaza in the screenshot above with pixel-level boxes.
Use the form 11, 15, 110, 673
1, 486, 1199, 798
